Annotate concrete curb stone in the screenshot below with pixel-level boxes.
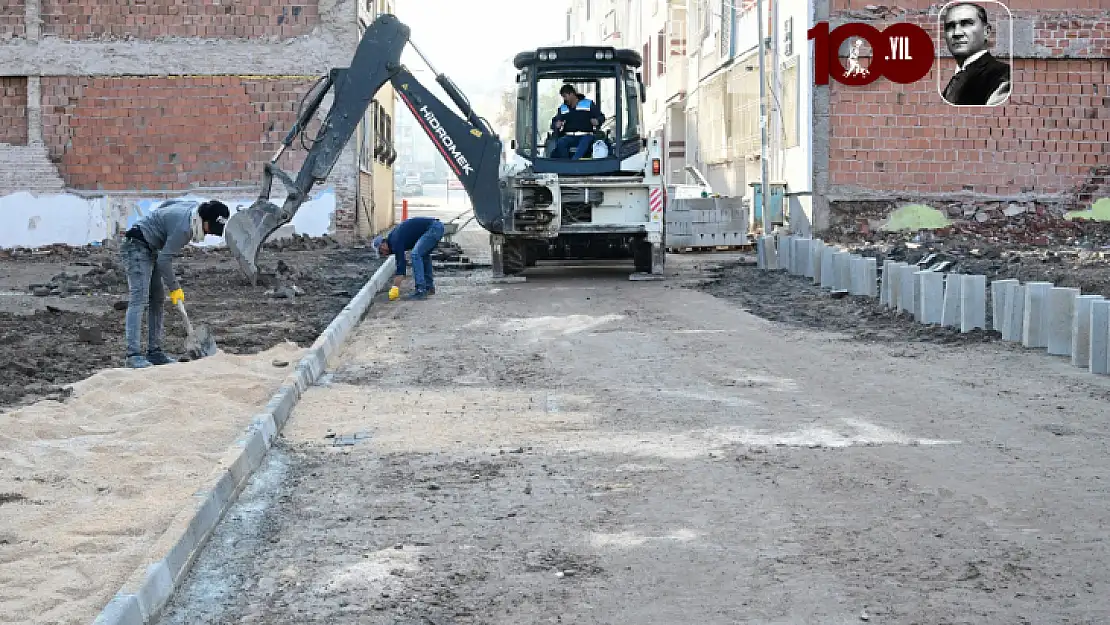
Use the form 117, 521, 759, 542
91, 256, 396, 625
756, 251, 1110, 378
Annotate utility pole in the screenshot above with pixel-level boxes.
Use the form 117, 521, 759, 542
756, 0, 770, 235
770, 0, 781, 198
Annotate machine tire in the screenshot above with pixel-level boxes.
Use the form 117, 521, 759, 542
633, 239, 652, 273
502, 237, 527, 275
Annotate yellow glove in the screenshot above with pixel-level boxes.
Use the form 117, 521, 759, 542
388, 286, 400, 301
169, 288, 184, 305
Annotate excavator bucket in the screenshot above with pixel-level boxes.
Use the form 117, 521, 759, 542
225, 199, 283, 285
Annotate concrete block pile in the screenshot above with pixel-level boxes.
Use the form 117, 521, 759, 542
756, 234, 1110, 375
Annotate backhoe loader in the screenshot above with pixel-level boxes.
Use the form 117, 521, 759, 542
224, 13, 666, 284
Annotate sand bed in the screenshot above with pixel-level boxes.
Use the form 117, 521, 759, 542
0, 342, 305, 625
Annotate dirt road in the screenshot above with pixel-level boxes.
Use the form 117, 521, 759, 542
158, 255, 1110, 624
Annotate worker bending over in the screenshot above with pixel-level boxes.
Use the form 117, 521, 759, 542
549, 84, 604, 160
373, 216, 445, 301
121, 199, 230, 368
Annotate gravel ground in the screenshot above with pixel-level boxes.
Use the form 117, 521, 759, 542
156, 252, 1110, 624
0, 237, 382, 410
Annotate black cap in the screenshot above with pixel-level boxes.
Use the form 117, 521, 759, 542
199, 200, 230, 236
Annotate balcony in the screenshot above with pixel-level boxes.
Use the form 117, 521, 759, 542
664, 49, 687, 102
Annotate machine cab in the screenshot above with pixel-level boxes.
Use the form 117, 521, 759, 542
511, 46, 646, 176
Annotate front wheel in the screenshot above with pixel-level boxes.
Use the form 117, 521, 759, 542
491, 234, 526, 276
503, 238, 526, 275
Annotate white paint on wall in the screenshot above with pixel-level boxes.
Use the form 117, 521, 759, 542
0, 192, 111, 249
0, 188, 337, 249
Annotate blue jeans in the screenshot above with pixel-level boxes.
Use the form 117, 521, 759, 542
410, 220, 444, 292
552, 134, 592, 159
121, 238, 165, 357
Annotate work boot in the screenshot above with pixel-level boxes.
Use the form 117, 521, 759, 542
125, 355, 152, 369
404, 290, 428, 301
427, 286, 436, 295
146, 351, 177, 366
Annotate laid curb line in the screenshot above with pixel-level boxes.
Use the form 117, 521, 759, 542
91, 256, 396, 625
757, 232, 1110, 374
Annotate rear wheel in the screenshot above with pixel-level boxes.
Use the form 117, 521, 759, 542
633, 239, 653, 273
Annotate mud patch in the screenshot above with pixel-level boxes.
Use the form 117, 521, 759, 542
0, 243, 382, 410
331, 347, 553, 387
522, 548, 605, 577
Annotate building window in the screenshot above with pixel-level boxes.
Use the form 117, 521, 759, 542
727, 62, 761, 159
359, 120, 372, 172
784, 17, 794, 56
384, 111, 394, 166
643, 42, 651, 87
700, 0, 710, 42
657, 30, 665, 76
781, 61, 799, 148
719, 0, 731, 57
697, 73, 729, 163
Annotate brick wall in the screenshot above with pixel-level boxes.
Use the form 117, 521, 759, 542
0, 0, 25, 39
822, 0, 1110, 229
827, 59, 1108, 195
40, 76, 320, 191
0, 77, 28, 145
40, 0, 320, 40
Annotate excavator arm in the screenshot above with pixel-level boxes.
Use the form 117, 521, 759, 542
224, 13, 504, 284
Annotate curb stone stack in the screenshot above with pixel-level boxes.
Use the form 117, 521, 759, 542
753, 236, 1110, 377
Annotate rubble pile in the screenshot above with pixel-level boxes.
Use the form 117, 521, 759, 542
941, 202, 1110, 248
25, 261, 126, 297
830, 199, 1110, 250
259, 233, 342, 252
0, 243, 106, 261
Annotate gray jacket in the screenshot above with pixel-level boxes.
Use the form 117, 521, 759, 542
135, 200, 198, 293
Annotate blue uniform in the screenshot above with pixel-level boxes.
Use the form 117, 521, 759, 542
550, 97, 605, 160
551, 97, 604, 134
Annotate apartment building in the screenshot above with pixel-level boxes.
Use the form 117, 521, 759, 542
565, 0, 814, 231
0, 0, 397, 246
680, 0, 813, 230
565, 0, 688, 185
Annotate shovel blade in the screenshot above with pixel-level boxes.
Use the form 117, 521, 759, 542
225, 199, 284, 285
185, 324, 219, 359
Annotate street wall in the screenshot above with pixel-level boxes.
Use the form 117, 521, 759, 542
0, 0, 395, 245
815, 0, 1110, 234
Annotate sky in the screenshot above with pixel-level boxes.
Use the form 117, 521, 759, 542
392, 0, 571, 122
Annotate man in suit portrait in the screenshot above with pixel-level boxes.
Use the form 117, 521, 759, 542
940, 2, 1011, 106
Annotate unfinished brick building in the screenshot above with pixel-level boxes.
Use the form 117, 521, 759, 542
813, 0, 1109, 236
0, 0, 398, 242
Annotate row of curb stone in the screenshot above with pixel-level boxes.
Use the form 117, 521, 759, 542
757, 233, 1110, 375
92, 256, 397, 625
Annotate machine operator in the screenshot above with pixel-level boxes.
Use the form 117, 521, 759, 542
549, 84, 605, 160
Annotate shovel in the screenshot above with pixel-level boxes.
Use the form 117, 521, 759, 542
174, 300, 218, 360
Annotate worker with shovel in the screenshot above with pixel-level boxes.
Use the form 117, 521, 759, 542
120, 199, 229, 368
